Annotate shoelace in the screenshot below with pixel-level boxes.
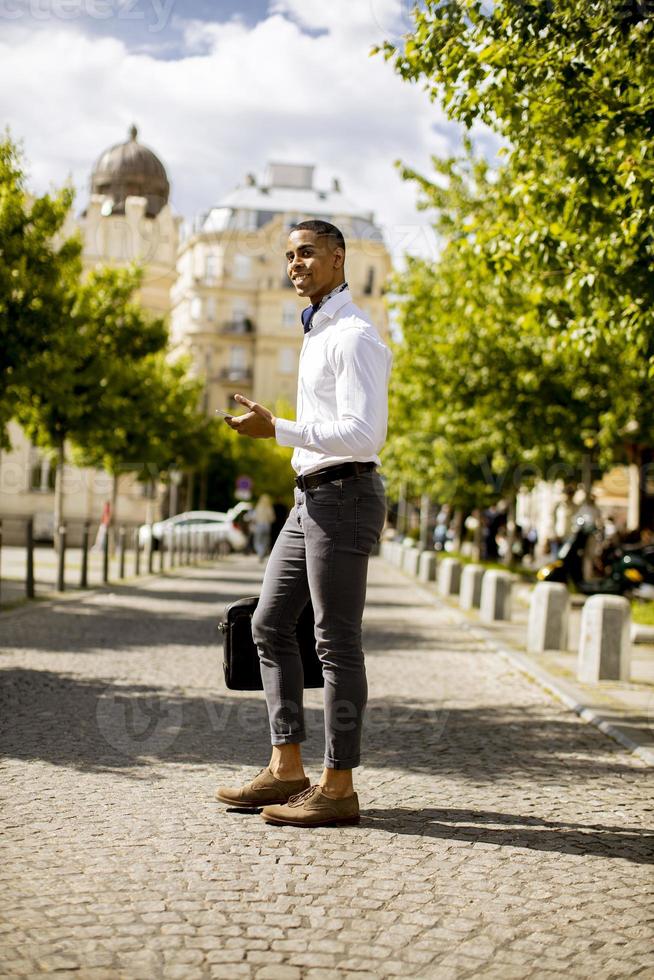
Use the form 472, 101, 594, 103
288, 785, 319, 807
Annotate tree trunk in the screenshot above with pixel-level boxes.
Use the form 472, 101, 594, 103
504, 492, 517, 566
472, 508, 482, 561
53, 439, 65, 550
452, 508, 464, 552
397, 481, 408, 537
186, 470, 195, 512
110, 472, 120, 555
419, 494, 431, 550
199, 468, 208, 510
627, 445, 641, 532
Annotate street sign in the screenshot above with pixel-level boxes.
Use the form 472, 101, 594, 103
235, 475, 253, 501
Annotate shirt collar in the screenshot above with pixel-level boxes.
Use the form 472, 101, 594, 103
301, 281, 349, 334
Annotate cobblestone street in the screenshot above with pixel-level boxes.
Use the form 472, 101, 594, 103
1, 555, 652, 979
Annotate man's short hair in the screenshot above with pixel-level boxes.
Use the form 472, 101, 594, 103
290, 219, 346, 253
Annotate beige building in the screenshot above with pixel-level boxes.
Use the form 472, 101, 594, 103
170, 162, 391, 416
0, 141, 393, 544
0, 126, 179, 543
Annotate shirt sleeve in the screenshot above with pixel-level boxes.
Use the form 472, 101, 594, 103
274, 328, 390, 456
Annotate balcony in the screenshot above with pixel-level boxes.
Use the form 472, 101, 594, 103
217, 367, 253, 383
220, 318, 255, 335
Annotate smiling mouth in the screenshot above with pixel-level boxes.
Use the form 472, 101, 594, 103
293, 274, 310, 283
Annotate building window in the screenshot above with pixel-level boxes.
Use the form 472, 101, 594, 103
30, 455, 56, 493
230, 346, 247, 370
233, 255, 251, 280
232, 300, 248, 326
234, 210, 256, 231
256, 210, 276, 228
205, 254, 218, 283
279, 348, 296, 375
190, 297, 202, 320
363, 266, 375, 296
282, 301, 298, 328
205, 296, 216, 321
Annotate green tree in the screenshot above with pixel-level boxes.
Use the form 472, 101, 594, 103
72, 351, 213, 526
378, 0, 654, 527
18, 265, 168, 530
0, 135, 82, 447
223, 399, 296, 507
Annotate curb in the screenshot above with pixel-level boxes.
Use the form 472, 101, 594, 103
383, 559, 654, 768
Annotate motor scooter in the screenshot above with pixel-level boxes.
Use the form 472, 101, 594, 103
537, 521, 654, 596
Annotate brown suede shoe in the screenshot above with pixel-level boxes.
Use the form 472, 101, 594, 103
261, 785, 360, 827
215, 767, 310, 809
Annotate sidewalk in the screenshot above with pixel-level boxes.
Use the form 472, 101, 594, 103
417, 570, 654, 766
0, 546, 145, 608
1, 556, 652, 979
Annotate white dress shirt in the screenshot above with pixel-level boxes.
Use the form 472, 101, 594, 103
274, 287, 392, 476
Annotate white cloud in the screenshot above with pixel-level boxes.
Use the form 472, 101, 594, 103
0, 2, 494, 263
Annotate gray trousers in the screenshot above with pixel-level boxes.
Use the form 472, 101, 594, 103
251, 469, 386, 770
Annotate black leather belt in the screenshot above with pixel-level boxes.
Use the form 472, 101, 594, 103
295, 461, 377, 492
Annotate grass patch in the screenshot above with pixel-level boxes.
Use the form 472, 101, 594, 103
631, 600, 654, 627
443, 549, 537, 582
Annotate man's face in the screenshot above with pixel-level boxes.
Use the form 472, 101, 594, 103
285, 229, 345, 304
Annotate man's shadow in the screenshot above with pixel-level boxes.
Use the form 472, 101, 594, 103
363, 806, 654, 866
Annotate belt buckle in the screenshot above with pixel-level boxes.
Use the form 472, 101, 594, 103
295, 474, 306, 492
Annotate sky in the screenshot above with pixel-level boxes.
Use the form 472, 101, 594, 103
0, 0, 499, 262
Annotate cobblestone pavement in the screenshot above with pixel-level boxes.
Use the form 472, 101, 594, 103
0, 556, 653, 980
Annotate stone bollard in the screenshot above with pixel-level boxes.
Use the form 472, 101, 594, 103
438, 557, 462, 597
527, 582, 569, 653
392, 541, 404, 567
403, 548, 420, 576
418, 550, 437, 582
578, 595, 631, 682
460, 564, 485, 610
480, 570, 512, 622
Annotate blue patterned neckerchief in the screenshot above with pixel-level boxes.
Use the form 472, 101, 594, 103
301, 281, 349, 334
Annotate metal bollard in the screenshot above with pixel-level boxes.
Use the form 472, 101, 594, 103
26, 517, 35, 599
118, 526, 126, 579
102, 525, 109, 584
170, 527, 176, 568
80, 521, 90, 589
147, 524, 154, 574
158, 532, 165, 573
134, 527, 141, 577
56, 524, 66, 592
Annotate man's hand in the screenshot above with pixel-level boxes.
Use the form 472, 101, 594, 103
225, 394, 277, 439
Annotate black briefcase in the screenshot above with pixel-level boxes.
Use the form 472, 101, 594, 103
219, 596, 324, 691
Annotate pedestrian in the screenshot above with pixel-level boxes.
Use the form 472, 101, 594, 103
92, 500, 111, 552
215, 219, 392, 827
252, 493, 275, 560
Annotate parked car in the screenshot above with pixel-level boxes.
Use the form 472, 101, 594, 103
138, 508, 249, 552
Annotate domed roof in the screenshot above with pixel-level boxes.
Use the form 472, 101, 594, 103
90, 124, 169, 218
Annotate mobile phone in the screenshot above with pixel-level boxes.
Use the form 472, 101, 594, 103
215, 409, 234, 417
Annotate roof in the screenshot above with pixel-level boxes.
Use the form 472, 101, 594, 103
200, 165, 383, 241
90, 124, 170, 218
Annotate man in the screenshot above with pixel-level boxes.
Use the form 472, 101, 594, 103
215, 220, 392, 827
